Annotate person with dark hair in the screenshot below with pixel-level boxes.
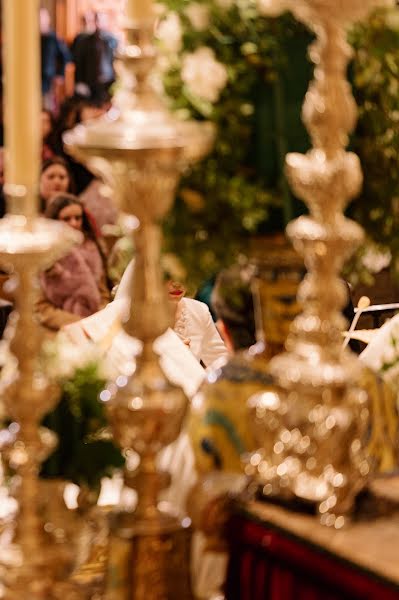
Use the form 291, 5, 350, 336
40, 156, 75, 211
36, 193, 110, 333
41, 108, 57, 161
190, 263, 272, 474
49, 97, 98, 194
72, 12, 118, 103
211, 265, 257, 352
70, 11, 96, 57
111, 259, 228, 368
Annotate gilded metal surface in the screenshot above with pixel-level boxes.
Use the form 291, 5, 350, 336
63, 10, 213, 600
0, 214, 80, 598
252, 0, 392, 526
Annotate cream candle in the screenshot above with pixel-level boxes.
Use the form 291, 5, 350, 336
3, 0, 41, 217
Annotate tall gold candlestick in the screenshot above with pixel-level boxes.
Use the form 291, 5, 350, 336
251, 0, 394, 525
64, 8, 214, 597
3, 0, 41, 218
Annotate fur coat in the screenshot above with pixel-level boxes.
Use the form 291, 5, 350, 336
40, 238, 104, 318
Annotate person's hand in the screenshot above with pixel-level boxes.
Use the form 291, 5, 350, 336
61, 321, 90, 345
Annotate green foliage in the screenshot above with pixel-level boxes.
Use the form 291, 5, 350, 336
160, 4, 306, 286
159, 2, 399, 287
349, 9, 399, 277
41, 362, 124, 491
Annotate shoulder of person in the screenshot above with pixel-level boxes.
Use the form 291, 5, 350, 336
182, 297, 211, 319
102, 32, 118, 48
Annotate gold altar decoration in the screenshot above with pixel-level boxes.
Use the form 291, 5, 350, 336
0, 1, 83, 597
63, 5, 214, 598
251, 0, 394, 526
0, 221, 81, 600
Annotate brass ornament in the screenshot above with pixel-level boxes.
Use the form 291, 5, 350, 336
63, 11, 214, 600
252, 0, 393, 526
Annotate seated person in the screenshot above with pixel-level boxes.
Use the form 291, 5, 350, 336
36, 193, 111, 332
189, 264, 274, 474
63, 258, 228, 378
112, 258, 228, 369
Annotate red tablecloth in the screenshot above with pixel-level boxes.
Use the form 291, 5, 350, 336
225, 512, 399, 600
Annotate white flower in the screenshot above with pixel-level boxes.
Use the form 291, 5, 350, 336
362, 246, 391, 274
43, 335, 109, 381
385, 8, 399, 31
156, 12, 182, 54
182, 47, 228, 103
184, 3, 210, 31
257, 0, 289, 17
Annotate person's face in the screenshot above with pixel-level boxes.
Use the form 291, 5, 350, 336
41, 111, 52, 140
40, 164, 69, 202
58, 204, 83, 231
166, 280, 186, 302
39, 8, 51, 34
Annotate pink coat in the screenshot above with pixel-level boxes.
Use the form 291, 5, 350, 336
40, 238, 104, 318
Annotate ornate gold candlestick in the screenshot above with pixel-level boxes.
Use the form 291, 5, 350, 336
0, 0, 83, 595
251, 0, 392, 525
0, 214, 81, 598
64, 12, 213, 599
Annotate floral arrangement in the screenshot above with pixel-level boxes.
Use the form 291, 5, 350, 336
157, 1, 399, 287
40, 338, 124, 491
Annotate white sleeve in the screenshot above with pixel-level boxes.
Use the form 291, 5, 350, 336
154, 328, 206, 398
199, 304, 229, 368
114, 258, 135, 301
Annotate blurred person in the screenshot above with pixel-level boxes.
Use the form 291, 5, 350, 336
36, 194, 111, 333
189, 264, 264, 474
168, 276, 229, 367
41, 109, 57, 161
40, 156, 74, 211
50, 96, 85, 155
72, 12, 118, 103
70, 11, 96, 55
72, 100, 118, 229
51, 97, 108, 193
113, 259, 229, 368
211, 265, 257, 352
40, 8, 72, 112
79, 178, 119, 233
